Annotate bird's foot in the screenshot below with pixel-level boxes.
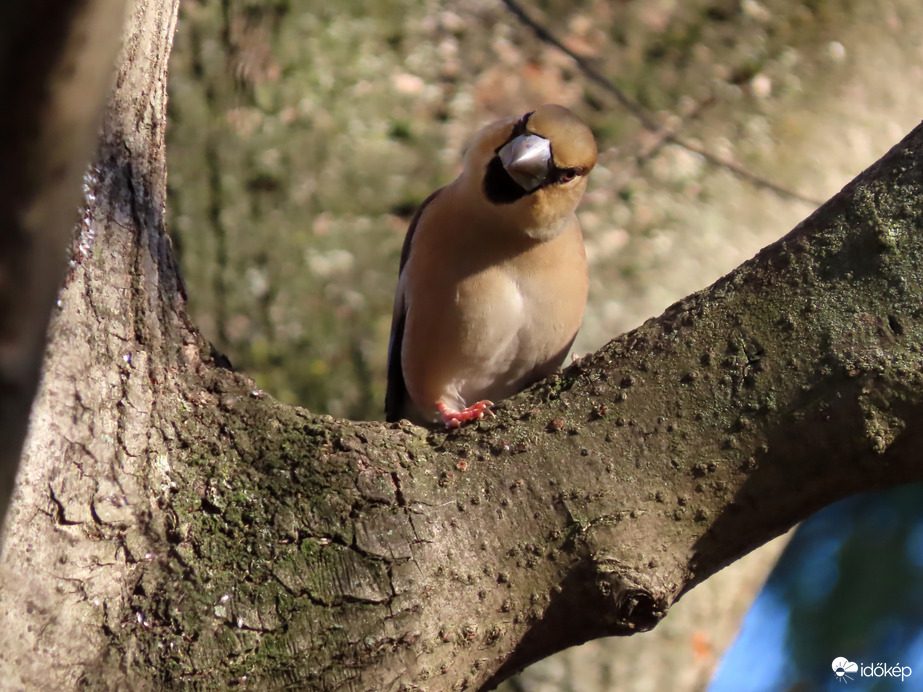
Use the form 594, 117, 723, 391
438, 400, 495, 429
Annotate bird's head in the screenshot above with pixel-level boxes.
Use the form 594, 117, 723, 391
462, 104, 597, 240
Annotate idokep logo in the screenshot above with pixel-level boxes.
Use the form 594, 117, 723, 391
832, 658, 858, 683
831, 657, 912, 684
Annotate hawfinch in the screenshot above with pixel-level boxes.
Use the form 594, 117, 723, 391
386, 104, 596, 428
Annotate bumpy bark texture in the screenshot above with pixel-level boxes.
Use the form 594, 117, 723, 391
0, 0, 184, 687
0, 0, 126, 527
3, 0, 923, 688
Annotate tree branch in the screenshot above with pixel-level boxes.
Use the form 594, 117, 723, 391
18, 119, 923, 689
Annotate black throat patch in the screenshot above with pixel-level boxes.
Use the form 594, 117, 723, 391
483, 156, 528, 205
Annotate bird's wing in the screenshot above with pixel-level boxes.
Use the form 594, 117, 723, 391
385, 188, 443, 422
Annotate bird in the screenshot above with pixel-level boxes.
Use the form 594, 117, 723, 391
385, 104, 596, 429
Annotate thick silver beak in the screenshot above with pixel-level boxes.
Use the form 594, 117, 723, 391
498, 133, 551, 192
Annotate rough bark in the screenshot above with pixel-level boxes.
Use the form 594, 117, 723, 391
3, 0, 923, 689
0, 0, 183, 687
0, 0, 127, 526
166, 2, 916, 689
500, 532, 790, 692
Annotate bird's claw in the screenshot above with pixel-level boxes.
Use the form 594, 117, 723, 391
438, 400, 495, 429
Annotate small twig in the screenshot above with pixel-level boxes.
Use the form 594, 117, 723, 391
500, 0, 825, 208
604, 95, 716, 196
668, 137, 824, 206
500, 0, 659, 131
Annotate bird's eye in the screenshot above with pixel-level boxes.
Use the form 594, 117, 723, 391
558, 168, 578, 183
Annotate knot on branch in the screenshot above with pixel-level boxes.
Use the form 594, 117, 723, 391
593, 557, 669, 633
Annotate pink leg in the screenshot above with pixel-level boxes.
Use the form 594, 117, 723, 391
437, 400, 494, 429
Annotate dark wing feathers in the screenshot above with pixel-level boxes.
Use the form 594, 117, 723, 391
384, 308, 407, 422
384, 188, 443, 422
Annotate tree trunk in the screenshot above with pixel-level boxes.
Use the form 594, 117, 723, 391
4, 0, 923, 689
0, 0, 127, 524
0, 0, 186, 687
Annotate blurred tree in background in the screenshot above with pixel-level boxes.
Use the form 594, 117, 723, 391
714, 486, 923, 692
166, 0, 923, 688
